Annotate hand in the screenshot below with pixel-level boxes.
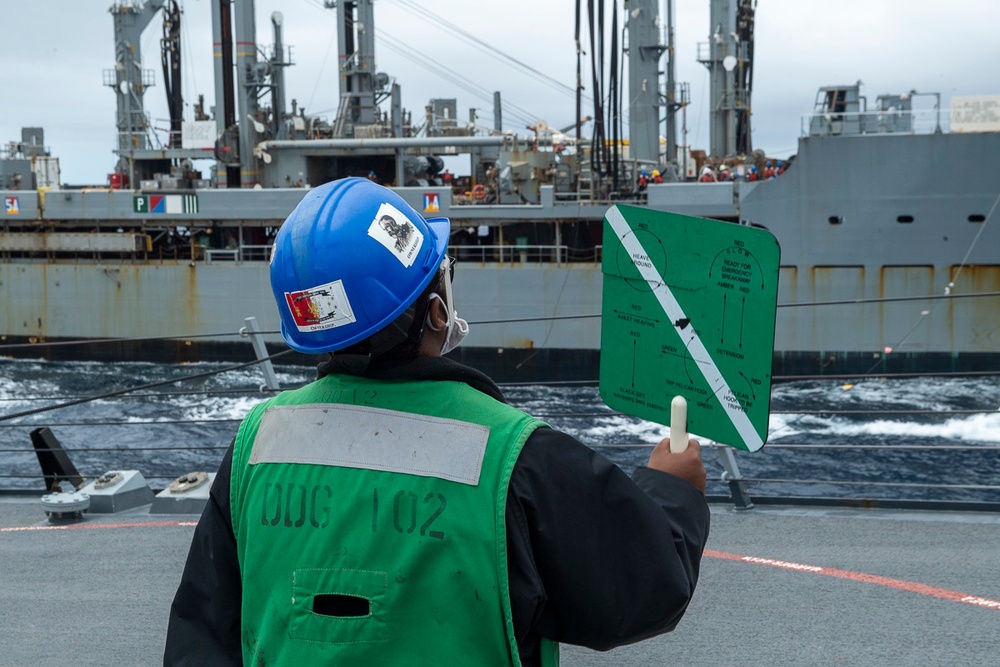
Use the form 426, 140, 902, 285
646, 438, 707, 493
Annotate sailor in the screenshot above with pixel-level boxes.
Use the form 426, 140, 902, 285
651, 169, 663, 184
164, 177, 710, 666
698, 166, 716, 183
763, 161, 775, 179
776, 159, 785, 175
717, 164, 731, 182
367, 170, 378, 182
746, 166, 758, 182
637, 169, 649, 191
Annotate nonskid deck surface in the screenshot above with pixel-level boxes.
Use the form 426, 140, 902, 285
2, 499, 997, 666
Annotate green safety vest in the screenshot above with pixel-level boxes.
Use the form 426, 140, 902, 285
231, 373, 559, 666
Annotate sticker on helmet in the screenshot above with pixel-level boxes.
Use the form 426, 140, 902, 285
367, 202, 424, 268
284, 279, 357, 332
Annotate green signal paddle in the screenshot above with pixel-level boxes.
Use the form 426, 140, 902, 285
599, 205, 781, 452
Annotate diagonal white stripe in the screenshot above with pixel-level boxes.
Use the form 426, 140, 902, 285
606, 206, 763, 451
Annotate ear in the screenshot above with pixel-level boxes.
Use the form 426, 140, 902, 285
427, 293, 449, 331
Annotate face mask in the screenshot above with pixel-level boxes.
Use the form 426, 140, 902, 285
426, 261, 469, 354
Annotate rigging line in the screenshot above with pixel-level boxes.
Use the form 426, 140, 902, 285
388, 0, 585, 102
498, 379, 597, 387
862, 260, 999, 376
0, 350, 294, 423
2, 388, 280, 404
0, 292, 1000, 354
779, 291, 1000, 307
746, 444, 1000, 451
375, 38, 481, 94
467, 290, 1000, 325
297, 0, 329, 11
392, 0, 577, 98
375, 42, 503, 121
176, 1, 197, 104
377, 35, 539, 128
2, 405, 990, 428
581, 443, 1000, 452
877, 309, 931, 353
377, 36, 493, 99
868, 192, 1000, 374
9, 399, 987, 421
470, 314, 599, 325
514, 269, 574, 370
739, 478, 1000, 491
0, 329, 258, 351
305, 17, 338, 112
774, 369, 1000, 381
0, 446, 230, 454
0, 288, 994, 353
379, 30, 538, 126
950, 189, 1000, 288
0, 419, 242, 429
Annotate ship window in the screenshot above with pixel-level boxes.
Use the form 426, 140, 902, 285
828, 216, 843, 225
897, 215, 914, 224
968, 214, 986, 223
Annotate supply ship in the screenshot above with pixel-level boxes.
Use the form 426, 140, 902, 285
2, 0, 998, 381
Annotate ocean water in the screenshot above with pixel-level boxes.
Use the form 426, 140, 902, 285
1, 358, 998, 503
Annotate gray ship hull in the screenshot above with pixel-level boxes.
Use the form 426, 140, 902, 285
3, 112, 998, 382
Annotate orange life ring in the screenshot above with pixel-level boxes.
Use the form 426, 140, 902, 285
473, 184, 487, 200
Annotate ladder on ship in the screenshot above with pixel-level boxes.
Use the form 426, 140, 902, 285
331, 93, 354, 139
577, 144, 594, 201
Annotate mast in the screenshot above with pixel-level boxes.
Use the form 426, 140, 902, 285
700, 0, 755, 157
106, 0, 167, 181
160, 0, 183, 149
625, 0, 665, 165
211, 0, 239, 187
270, 12, 289, 141
233, 0, 261, 186
333, 0, 381, 137
664, 0, 678, 170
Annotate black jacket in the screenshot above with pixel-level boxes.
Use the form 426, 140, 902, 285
164, 356, 710, 665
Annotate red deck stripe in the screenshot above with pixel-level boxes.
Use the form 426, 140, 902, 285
3, 526, 997, 611
705, 549, 1000, 610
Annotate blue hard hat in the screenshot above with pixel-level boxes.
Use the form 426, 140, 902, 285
766, 161, 772, 166
270, 177, 450, 354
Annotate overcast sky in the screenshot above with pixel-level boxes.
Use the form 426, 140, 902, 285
2, 0, 998, 185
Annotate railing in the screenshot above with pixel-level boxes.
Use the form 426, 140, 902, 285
451, 244, 603, 264
802, 108, 948, 137
5, 238, 604, 266
201, 244, 271, 264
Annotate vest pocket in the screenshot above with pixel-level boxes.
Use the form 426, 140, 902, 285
291, 567, 390, 644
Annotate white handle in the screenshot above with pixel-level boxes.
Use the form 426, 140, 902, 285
669, 395, 688, 453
